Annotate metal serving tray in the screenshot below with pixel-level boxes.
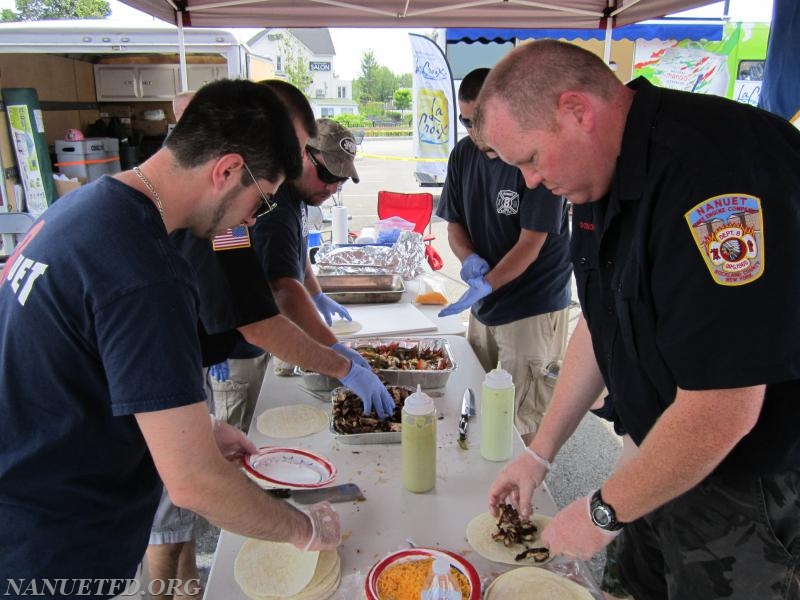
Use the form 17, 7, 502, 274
317, 274, 405, 304
349, 337, 456, 389
299, 337, 456, 391
329, 386, 406, 445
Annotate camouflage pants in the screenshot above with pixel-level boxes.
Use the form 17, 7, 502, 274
616, 468, 800, 599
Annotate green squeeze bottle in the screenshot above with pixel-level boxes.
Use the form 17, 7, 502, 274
402, 385, 437, 493
480, 362, 514, 462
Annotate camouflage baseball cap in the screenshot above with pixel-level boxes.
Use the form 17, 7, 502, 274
306, 118, 360, 183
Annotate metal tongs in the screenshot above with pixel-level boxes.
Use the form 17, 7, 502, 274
458, 388, 476, 449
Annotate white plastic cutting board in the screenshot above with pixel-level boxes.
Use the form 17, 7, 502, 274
336, 303, 437, 338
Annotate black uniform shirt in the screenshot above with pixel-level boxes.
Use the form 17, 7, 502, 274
170, 230, 279, 364
572, 77, 800, 475
251, 185, 308, 283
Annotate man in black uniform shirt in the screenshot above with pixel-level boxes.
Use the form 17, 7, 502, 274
478, 40, 800, 600
251, 119, 362, 350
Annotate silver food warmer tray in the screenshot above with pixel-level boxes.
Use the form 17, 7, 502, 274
329, 385, 409, 445
317, 274, 405, 304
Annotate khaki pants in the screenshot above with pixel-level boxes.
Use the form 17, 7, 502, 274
208, 354, 269, 432
468, 308, 570, 437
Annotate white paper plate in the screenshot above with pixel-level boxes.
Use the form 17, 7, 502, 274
242, 446, 337, 489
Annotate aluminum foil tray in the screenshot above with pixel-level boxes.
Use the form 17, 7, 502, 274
350, 337, 456, 389
317, 274, 405, 304
329, 386, 411, 445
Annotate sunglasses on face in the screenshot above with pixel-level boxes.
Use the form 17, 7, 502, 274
458, 113, 474, 129
242, 161, 277, 219
306, 148, 349, 185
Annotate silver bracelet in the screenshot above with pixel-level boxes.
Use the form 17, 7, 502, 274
525, 447, 555, 471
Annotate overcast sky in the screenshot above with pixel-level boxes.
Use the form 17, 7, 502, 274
1, 0, 774, 80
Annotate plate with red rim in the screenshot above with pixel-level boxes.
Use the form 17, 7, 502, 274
242, 446, 337, 489
365, 547, 481, 600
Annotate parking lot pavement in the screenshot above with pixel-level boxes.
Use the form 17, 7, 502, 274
196, 137, 622, 588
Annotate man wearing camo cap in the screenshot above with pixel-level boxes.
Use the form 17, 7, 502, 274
251, 120, 387, 403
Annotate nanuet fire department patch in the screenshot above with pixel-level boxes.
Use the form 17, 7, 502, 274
684, 194, 764, 286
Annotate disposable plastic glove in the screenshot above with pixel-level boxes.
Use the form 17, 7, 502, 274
487, 449, 550, 520
208, 360, 230, 382
312, 292, 352, 326
300, 501, 342, 551
438, 276, 492, 317
459, 253, 490, 283
331, 342, 370, 369
340, 362, 396, 419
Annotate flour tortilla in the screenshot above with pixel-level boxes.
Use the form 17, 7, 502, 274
331, 319, 362, 335
466, 511, 552, 566
234, 539, 320, 598
485, 566, 594, 600
249, 550, 341, 600
256, 405, 329, 438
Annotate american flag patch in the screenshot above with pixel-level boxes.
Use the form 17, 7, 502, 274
212, 225, 251, 251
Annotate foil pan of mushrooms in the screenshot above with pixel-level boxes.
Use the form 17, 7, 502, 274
330, 385, 413, 444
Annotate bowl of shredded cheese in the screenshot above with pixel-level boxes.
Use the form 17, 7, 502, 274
365, 547, 480, 600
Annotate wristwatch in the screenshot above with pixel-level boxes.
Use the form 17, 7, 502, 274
589, 489, 624, 531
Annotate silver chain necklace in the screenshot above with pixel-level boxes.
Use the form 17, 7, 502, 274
132, 166, 164, 219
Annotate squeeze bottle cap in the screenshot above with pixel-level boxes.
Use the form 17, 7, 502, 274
484, 360, 513, 389
404, 384, 434, 415
432, 557, 452, 576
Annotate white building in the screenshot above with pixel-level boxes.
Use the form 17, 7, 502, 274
247, 28, 359, 118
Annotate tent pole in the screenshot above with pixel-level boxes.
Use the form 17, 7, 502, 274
176, 11, 189, 92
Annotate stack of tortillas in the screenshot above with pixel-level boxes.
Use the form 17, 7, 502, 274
256, 405, 329, 438
466, 511, 552, 566
234, 539, 341, 600
484, 567, 594, 599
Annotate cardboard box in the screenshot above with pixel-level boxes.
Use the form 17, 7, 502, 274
54, 176, 85, 198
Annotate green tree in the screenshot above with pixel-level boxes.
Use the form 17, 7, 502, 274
393, 88, 412, 116
396, 73, 412, 88
356, 49, 381, 103
280, 34, 313, 95
374, 66, 397, 103
2, 0, 110, 21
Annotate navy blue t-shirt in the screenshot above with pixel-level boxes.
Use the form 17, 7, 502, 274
251, 185, 309, 283
0, 177, 204, 589
436, 137, 572, 325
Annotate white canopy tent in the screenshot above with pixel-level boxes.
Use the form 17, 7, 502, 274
114, 0, 720, 89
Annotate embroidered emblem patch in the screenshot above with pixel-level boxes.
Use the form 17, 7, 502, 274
684, 194, 763, 286
212, 225, 252, 251
496, 189, 519, 215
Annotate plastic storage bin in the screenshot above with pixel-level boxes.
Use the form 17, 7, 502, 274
55, 138, 120, 182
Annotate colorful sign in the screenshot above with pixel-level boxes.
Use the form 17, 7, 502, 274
410, 33, 455, 184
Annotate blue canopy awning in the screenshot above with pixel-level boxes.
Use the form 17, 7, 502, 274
446, 22, 724, 44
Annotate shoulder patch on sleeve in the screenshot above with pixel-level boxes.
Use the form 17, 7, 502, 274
212, 225, 252, 251
684, 194, 763, 286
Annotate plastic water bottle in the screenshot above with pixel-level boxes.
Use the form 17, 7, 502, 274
421, 557, 460, 600
479, 361, 515, 462
401, 385, 436, 493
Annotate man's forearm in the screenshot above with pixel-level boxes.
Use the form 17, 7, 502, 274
238, 315, 347, 379
601, 384, 763, 523
271, 277, 337, 346
485, 229, 547, 291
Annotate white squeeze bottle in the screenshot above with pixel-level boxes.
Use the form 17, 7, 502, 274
401, 385, 436, 493
421, 557, 460, 600
480, 361, 514, 461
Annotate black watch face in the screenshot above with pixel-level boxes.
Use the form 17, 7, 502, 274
592, 505, 612, 527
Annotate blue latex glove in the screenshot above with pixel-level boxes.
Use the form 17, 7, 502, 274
459, 253, 490, 283
438, 276, 492, 317
209, 360, 230, 382
340, 363, 396, 419
331, 342, 371, 369
312, 292, 352, 327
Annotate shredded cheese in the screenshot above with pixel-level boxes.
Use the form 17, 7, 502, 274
376, 557, 471, 599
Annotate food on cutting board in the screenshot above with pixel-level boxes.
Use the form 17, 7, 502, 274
415, 291, 448, 305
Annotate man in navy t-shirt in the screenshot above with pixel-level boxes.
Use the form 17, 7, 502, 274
437, 69, 573, 444
0, 80, 341, 598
